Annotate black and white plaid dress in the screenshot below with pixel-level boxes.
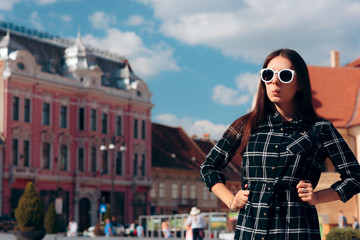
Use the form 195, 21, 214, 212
200, 112, 360, 240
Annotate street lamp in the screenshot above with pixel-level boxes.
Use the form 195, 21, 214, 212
109, 143, 116, 150
120, 143, 126, 152
100, 145, 107, 151
100, 138, 126, 219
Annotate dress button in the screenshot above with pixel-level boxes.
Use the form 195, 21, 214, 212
280, 128, 284, 131
268, 187, 271, 191
261, 238, 265, 240
275, 145, 278, 148
264, 212, 267, 216
271, 166, 275, 170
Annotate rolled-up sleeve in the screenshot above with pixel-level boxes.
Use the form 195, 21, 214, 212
200, 125, 242, 191
318, 120, 360, 202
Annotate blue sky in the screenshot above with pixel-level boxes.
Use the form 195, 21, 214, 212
1, 0, 360, 140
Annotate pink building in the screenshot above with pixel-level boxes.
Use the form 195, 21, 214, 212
0, 22, 153, 231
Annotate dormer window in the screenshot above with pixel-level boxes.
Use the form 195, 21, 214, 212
136, 90, 141, 97
102, 75, 110, 85
17, 62, 25, 70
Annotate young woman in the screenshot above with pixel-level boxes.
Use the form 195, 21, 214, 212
200, 48, 360, 240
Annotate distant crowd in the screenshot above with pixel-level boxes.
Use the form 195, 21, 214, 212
338, 210, 359, 229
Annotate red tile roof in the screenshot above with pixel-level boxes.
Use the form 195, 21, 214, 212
152, 123, 205, 170
345, 57, 360, 68
193, 139, 215, 154
152, 123, 242, 181
309, 66, 360, 127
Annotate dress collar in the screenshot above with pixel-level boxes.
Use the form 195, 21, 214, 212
257, 111, 310, 130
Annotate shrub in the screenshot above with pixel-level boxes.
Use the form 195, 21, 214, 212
44, 202, 58, 233
326, 227, 360, 240
14, 182, 44, 231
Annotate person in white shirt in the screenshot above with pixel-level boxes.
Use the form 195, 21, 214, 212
185, 207, 205, 240
67, 218, 78, 237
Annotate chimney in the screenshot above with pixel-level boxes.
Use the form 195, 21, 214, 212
203, 133, 210, 141
330, 50, 340, 68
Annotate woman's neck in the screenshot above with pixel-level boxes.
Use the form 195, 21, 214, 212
275, 103, 296, 122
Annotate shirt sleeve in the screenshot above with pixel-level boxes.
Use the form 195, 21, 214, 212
318, 120, 360, 202
200, 125, 242, 191
185, 217, 191, 227
186, 216, 195, 228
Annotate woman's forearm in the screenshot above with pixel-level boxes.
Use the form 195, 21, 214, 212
211, 183, 235, 208
313, 188, 340, 205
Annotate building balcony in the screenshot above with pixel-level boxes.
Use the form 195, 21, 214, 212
132, 176, 152, 187
178, 198, 197, 207
11, 166, 37, 179
151, 198, 198, 211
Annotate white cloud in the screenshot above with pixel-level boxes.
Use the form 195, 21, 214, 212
83, 28, 143, 56
155, 113, 184, 125
154, 113, 227, 140
235, 72, 259, 95
190, 120, 227, 140
125, 15, 146, 26
30, 11, 43, 31
212, 85, 249, 106
131, 42, 179, 77
0, 0, 21, 10
211, 72, 259, 106
140, 0, 360, 65
61, 14, 72, 22
88, 11, 115, 30
82, 28, 179, 78
85, 11, 178, 78
36, 0, 58, 4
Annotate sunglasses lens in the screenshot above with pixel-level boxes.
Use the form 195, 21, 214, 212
279, 70, 293, 82
261, 69, 274, 82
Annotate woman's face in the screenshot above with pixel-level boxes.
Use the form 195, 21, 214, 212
265, 56, 300, 110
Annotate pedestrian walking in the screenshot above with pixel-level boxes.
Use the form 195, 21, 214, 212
185, 207, 205, 240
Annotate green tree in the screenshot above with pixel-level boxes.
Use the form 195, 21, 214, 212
14, 182, 44, 231
44, 202, 58, 233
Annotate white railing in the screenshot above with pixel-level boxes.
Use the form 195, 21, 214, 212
138, 212, 229, 239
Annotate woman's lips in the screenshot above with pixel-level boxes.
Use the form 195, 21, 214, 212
272, 89, 281, 95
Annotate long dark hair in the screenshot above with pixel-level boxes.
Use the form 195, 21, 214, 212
231, 48, 318, 156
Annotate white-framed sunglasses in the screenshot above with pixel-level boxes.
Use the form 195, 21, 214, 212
260, 68, 295, 84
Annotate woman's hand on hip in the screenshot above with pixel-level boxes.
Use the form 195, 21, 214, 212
230, 185, 250, 211
296, 180, 316, 205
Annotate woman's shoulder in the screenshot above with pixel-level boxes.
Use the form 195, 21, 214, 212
311, 117, 338, 137
314, 117, 332, 124
223, 113, 251, 138
313, 117, 334, 129
230, 113, 251, 128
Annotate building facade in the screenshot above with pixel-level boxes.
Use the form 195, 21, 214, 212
0, 22, 153, 231
150, 123, 242, 215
